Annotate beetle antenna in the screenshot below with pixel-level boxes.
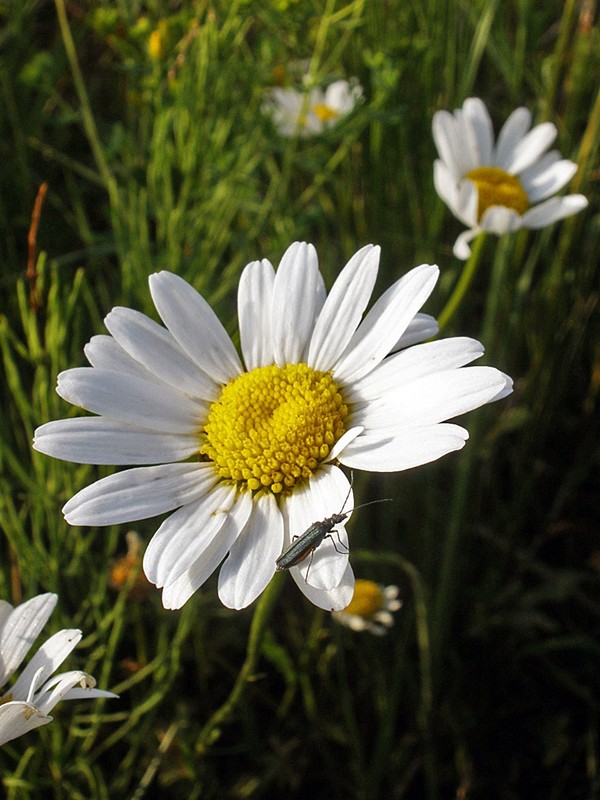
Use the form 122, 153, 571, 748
338, 470, 354, 513
348, 498, 393, 513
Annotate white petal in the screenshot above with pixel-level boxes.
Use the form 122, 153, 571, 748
521, 194, 588, 228
493, 107, 532, 168
10, 629, 82, 702
480, 205, 522, 235
0, 702, 52, 745
37, 674, 116, 711
145, 487, 251, 588
339, 423, 469, 471
307, 245, 380, 371
463, 97, 494, 167
324, 79, 362, 113
104, 307, 219, 401
159, 495, 253, 610
453, 179, 480, 225
296, 523, 349, 591
435, 162, 478, 226
33, 417, 198, 465
520, 153, 577, 202
292, 562, 355, 611
0, 594, 57, 689
518, 148, 559, 186
433, 160, 461, 214
85, 335, 158, 380
238, 259, 276, 370
328, 426, 364, 462
61, 686, 117, 701
264, 88, 305, 136
57, 368, 203, 434
333, 265, 439, 383
356, 366, 510, 429
33, 670, 105, 714
63, 463, 216, 526
453, 111, 477, 172
432, 110, 465, 179
149, 271, 242, 385
453, 228, 480, 260
490, 372, 514, 401
502, 122, 557, 174
271, 242, 326, 365
346, 337, 485, 403
280, 467, 351, 591
281, 467, 352, 545
390, 313, 439, 352
218, 493, 283, 610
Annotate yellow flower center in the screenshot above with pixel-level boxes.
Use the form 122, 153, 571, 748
342, 579, 385, 616
312, 103, 339, 122
465, 166, 529, 220
200, 363, 348, 494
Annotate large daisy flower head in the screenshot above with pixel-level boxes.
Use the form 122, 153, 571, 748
433, 97, 588, 259
34, 243, 512, 612
0, 593, 116, 746
263, 78, 363, 137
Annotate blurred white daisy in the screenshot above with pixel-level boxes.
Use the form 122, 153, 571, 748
34, 242, 512, 612
263, 79, 363, 137
0, 593, 116, 746
332, 579, 402, 636
433, 97, 588, 259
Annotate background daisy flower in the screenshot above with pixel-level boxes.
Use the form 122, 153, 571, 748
0, 593, 116, 746
332, 579, 402, 635
433, 97, 588, 259
34, 242, 512, 612
263, 78, 363, 137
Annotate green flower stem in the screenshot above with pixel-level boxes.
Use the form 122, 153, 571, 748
353, 549, 435, 800
544, 86, 599, 295
571, 86, 600, 196
436, 232, 486, 333
298, 607, 325, 720
196, 571, 284, 753
129, 720, 181, 800
332, 624, 369, 797
431, 235, 512, 663
307, 0, 337, 83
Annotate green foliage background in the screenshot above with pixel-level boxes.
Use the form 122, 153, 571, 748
0, 0, 599, 798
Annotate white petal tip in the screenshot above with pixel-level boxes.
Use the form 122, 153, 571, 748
329, 427, 364, 461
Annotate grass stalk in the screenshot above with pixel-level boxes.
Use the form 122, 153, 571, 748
195, 572, 284, 752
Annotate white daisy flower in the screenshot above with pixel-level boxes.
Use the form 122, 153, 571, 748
34, 242, 512, 612
263, 78, 363, 137
0, 593, 116, 746
332, 579, 402, 636
433, 97, 588, 259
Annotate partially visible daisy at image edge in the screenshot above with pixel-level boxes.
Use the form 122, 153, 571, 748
433, 97, 588, 259
263, 78, 363, 137
33, 241, 512, 613
332, 579, 402, 635
0, 593, 116, 746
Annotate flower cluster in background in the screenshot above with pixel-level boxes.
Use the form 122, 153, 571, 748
0, 593, 115, 746
263, 78, 363, 137
433, 97, 588, 258
332, 579, 402, 635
